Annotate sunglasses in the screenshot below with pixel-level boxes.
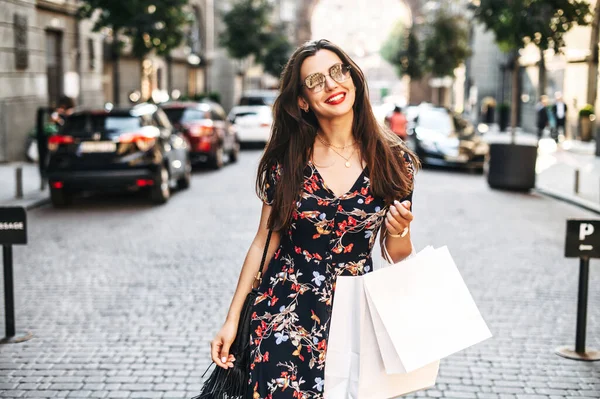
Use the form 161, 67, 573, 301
301, 63, 352, 93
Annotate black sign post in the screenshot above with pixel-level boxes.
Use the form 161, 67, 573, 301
556, 220, 600, 361
0, 207, 33, 344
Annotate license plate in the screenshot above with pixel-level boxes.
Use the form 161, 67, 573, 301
444, 154, 469, 163
80, 141, 116, 153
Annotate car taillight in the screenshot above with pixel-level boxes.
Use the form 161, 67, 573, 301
187, 121, 214, 136
119, 132, 157, 152
260, 122, 271, 127
48, 135, 74, 152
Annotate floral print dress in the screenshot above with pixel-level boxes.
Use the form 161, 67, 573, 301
248, 155, 414, 399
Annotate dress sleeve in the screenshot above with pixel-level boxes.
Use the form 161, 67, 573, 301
260, 163, 281, 205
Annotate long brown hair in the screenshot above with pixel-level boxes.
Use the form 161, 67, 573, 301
257, 39, 419, 232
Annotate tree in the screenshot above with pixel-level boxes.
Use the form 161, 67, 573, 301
79, 0, 190, 104
221, 0, 292, 87
381, 24, 423, 80
473, 0, 591, 142
262, 25, 293, 78
423, 10, 471, 105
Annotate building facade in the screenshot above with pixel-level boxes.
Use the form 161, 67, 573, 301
0, 0, 105, 162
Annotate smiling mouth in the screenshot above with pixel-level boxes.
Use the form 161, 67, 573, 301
325, 92, 346, 104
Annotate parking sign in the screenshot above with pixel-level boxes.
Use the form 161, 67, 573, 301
565, 220, 600, 259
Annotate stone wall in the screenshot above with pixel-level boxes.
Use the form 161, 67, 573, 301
0, 0, 105, 162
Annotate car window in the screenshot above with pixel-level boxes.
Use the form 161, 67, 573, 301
211, 110, 224, 121
417, 109, 454, 135
230, 111, 258, 123
155, 109, 173, 129
62, 114, 141, 136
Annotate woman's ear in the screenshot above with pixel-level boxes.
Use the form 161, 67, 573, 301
298, 96, 309, 112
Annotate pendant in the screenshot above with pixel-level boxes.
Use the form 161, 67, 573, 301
345, 161, 351, 168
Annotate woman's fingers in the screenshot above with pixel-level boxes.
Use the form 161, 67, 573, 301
391, 201, 414, 222
386, 214, 406, 234
211, 339, 229, 369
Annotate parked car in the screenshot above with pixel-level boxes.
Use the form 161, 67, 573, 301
239, 90, 278, 107
227, 105, 273, 145
160, 101, 239, 169
46, 103, 191, 207
406, 105, 488, 171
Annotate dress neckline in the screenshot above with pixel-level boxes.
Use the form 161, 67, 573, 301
308, 160, 367, 200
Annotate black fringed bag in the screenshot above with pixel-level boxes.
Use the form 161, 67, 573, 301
192, 230, 273, 399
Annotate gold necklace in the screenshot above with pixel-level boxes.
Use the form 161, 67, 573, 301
329, 145, 356, 168
316, 133, 356, 150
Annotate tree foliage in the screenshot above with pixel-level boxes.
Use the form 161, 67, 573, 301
78, 0, 191, 58
423, 11, 471, 77
221, 0, 293, 77
220, 0, 273, 60
472, 0, 591, 53
381, 22, 423, 79
262, 25, 293, 77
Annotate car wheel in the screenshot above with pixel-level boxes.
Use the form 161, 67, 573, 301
177, 158, 192, 190
210, 146, 224, 169
151, 164, 171, 204
229, 140, 240, 163
50, 187, 72, 207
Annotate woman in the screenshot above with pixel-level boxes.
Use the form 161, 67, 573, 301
210, 39, 419, 398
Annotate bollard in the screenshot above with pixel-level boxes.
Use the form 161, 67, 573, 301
15, 167, 23, 199
574, 169, 580, 194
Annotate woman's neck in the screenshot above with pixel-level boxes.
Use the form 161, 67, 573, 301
316, 112, 355, 147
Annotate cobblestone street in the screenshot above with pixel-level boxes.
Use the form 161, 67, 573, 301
0, 150, 599, 399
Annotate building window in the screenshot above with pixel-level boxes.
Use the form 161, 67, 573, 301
88, 38, 95, 70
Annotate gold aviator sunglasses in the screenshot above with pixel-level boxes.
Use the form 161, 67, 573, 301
301, 63, 352, 93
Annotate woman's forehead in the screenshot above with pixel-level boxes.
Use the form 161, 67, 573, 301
300, 50, 343, 78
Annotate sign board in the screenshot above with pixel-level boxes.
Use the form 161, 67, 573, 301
0, 207, 27, 245
565, 220, 600, 258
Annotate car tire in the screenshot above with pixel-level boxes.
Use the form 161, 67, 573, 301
50, 187, 72, 207
177, 158, 192, 190
151, 164, 171, 204
210, 146, 224, 169
229, 140, 240, 163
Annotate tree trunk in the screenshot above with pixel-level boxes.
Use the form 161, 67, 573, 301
511, 55, 520, 144
538, 47, 546, 99
587, 0, 600, 107
438, 86, 444, 107
111, 40, 121, 106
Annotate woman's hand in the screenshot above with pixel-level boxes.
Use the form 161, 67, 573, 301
385, 200, 413, 237
210, 321, 237, 370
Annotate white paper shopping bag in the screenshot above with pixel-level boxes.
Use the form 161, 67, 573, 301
325, 276, 439, 399
363, 246, 492, 374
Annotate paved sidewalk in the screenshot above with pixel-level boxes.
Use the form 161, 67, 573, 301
0, 162, 49, 209
481, 126, 600, 214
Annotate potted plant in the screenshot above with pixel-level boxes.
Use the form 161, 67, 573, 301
498, 103, 510, 132
579, 104, 595, 141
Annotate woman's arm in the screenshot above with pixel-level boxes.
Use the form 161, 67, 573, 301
225, 203, 280, 324
211, 203, 280, 369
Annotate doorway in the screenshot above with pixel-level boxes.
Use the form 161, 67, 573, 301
46, 30, 63, 107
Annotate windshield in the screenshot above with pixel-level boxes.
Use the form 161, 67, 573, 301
61, 114, 141, 136
417, 109, 454, 135
163, 108, 210, 123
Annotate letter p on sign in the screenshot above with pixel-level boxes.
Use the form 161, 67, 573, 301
580, 223, 595, 241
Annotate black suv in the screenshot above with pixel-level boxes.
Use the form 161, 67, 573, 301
46, 103, 191, 206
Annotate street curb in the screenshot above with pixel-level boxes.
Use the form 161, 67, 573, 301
534, 187, 600, 215
25, 197, 50, 210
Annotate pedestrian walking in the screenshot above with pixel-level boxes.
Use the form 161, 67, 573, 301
385, 105, 408, 140
536, 95, 549, 139
552, 91, 568, 141
204, 39, 419, 399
